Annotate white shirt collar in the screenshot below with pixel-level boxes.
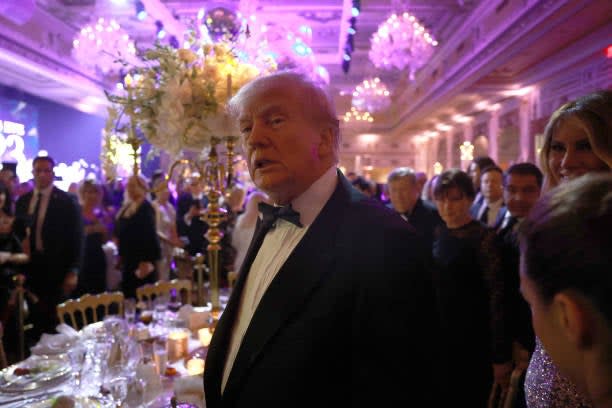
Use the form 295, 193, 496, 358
484, 197, 503, 207
34, 185, 53, 197
267, 166, 337, 227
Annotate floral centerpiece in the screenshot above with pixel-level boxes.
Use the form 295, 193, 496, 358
106, 38, 271, 157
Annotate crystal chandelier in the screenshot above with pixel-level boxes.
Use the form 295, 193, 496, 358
343, 107, 374, 124
369, 11, 438, 80
351, 77, 391, 113
72, 18, 137, 76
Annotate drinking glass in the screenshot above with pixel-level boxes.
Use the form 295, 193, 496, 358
67, 345, 87, 391
124, 299, 136, 325
153, 294, 168, 326
108, 376, 128, 407
153, 339, 168, 375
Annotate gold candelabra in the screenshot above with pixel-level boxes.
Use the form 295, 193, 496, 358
165, 136, 238, 312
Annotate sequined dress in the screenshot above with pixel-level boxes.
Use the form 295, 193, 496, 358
525, 338, 592, 408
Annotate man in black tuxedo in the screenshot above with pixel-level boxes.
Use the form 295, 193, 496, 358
470, 165, 505, 226
496, 163, 543, 407
386, 167, 443, 251
176, 176, 208, 256
204, 72, 441, 408
14, 156, 83, 339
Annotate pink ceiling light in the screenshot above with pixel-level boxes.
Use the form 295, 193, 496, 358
369, 11, 438, 80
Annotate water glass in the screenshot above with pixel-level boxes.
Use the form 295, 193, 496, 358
108, 375, 128, 407
153, 339, 168, 375
124, 299, 136, 325
67, 345, 87, 391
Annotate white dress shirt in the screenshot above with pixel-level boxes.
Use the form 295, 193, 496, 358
221, 166, 338, 392
477, 197, 503, 227
29, 185, 53, 251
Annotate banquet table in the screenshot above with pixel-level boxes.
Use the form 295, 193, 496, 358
0, 306, 215, 408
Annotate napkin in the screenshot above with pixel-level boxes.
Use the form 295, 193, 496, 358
177, 304, 194, 323
30, 324, 79, 355
173, 375, 205, 408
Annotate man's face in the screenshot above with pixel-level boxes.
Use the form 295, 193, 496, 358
504, 173, 541, 218
32, 160, 54, 190
388, 177, 418, 214
480, 170, 503, 202
239, 82, 332, 204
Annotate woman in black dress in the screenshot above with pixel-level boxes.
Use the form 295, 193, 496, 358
431, 169, 512, 407
115, 175, 161, 299
76, 180, 111, 296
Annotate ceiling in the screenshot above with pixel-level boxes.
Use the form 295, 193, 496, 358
0, 0, 609, 144
0, 0, 479, 113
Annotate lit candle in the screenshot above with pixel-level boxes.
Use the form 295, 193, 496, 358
186, 357, 205, 376
167, 330, 189, 361
198, 328, 212, 347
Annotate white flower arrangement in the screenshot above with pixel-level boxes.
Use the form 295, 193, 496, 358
106, 40, 268, 157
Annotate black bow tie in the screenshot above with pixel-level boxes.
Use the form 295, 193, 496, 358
258, 202, 303, 228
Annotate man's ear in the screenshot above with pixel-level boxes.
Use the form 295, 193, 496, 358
553, 291, 594, 349
316, 126, 334, 159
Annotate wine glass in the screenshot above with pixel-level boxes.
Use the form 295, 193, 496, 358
108, 376, 128, 407
124, 299, 136, 325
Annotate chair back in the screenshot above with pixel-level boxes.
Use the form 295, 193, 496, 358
173, 248, 194, 280
56, 292, 124, 329
136, 279, 192, 305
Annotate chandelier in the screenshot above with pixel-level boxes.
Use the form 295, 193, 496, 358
351, 77, 391, 112
72, 18, 137, 76
369, 11, 438, 80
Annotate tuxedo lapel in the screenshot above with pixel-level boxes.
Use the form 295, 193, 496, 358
204, 217, 264, 403
220, 172, 353, 400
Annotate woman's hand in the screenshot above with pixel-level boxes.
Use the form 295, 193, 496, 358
493, 361, 513, 392
135, 261, 155, 279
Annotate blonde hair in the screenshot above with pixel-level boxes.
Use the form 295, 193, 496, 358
540, 90, 612, 190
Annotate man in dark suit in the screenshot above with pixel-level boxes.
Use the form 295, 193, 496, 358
176, 175, 208, 256
204, 72, 441, 407
470, 165, 505, 226
386, 167, 443, 251
14, 156, 83, 339
496, 163, 543, 407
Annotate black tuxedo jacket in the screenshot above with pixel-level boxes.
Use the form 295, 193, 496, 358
495, 213, 535, 352
176, 192, 208, 256
14, 186, 83, 288
405, 198, 444, 251
204, 172, 441, 408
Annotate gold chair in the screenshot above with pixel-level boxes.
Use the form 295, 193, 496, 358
56, 292, 124, 329
172, 248, 195, 280
136, 279, 192, 305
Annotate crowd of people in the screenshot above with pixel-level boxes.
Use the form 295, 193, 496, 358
0, 71, 609, 408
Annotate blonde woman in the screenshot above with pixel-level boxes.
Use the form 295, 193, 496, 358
114, 175, 161, 299
525, 90, 612, 408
